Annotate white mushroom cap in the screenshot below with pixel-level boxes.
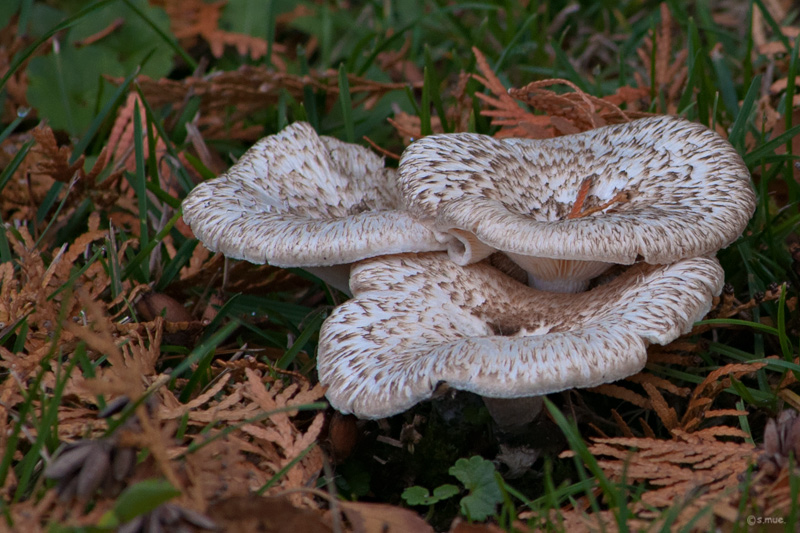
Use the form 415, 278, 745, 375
398, 115, 755, 289
182, 122, 447, 271
317, 252, 724, 419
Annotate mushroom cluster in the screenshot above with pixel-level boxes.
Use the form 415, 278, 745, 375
182, 115, 755, 421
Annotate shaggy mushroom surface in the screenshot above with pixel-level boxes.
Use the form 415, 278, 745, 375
317, 252, 724, 419
182, 122, 446, 281
398, 115, 755, 291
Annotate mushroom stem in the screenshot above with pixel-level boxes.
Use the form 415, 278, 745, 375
482, 396, 544, 434
505, 253, 612, 293
304, 265, 353, 295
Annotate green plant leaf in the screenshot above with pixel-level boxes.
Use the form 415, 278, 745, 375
111, 479, 181, 525
402, 486, 433, 506
402, 484, 460, 506
0, 1, 22, 28
68, 0, 173, 77
26, 44, 119, 135
449, 456, 503, 521
25, 0, 173, 136
433, 484, 460, 500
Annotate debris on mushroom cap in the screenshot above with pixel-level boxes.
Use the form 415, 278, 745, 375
398, 115, 755, 291
181, 121, 446, 274
317, 252, 724, 419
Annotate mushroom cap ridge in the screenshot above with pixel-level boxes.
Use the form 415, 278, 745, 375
398, 115, 756, 265
182, 122, 446, 268
317, 252, 724, 419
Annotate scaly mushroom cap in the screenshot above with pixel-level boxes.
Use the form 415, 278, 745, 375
398, 115, 755, 267
182, 122, 446, 269
317, 252, 724, 419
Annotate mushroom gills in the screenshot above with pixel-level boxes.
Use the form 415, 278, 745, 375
505, 252, 613, 293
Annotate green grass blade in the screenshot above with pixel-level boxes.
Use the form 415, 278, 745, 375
736, 400, 755, 446
46, 247, 104, 302
710, 49, 739, 119
71, 68, 139, 164
155, 239, 197, 291
257, 442, 317, 494
13, 351, 79, 502
424, 45, 450, 133
783, 37, 799, 199
695, 318, 779, 336
132, 100, 150, 277
728, 76, 761, 152
687, 18, 710, 124
544, 398, 622, 522
0, 360, 50, 489
338, 63, 355, 143
0, 108, 30, 146
298, 46, 319, 130
121, 209, 181, 280
133, 85, 196, 194
172, 319, 240, 403
744, 124, 800, 166
35, 180, 66, 227
420, 66, 433, 137
752, 0, 792, 51
276, 311, 326, 369
0, 140, 32, 195
0, 222, 10, 264
493, 12, 537, 75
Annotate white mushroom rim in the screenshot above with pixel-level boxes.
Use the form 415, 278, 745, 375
317, 252, 724, 420
398, 115, 755, 292
181, 122, 447, 290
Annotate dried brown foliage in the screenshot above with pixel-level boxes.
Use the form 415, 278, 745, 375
0, 126, 124, 228
634, 4, 688, 115
126, 66, 418, 143
0, 15, 31, 122
553, 431, 756, 531
160, 0, 287, 66
471, 47, 648, 139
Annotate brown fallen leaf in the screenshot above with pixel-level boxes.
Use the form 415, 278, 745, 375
339, 501, 434, 533
208, 494, 332, 533
135, 292, 194, 323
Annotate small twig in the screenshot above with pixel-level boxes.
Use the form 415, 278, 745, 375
363, 135, 400, 160
74, 18, 124, 48
567, 177, 594, 219
576, 191, 630, 218
567, 177, 630, 219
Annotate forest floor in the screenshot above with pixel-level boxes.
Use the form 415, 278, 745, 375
0, 1, 799, 531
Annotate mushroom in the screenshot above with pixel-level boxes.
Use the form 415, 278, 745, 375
181, 122, 447, 292
317, 251, 724, 420
398, 115, 755, 292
